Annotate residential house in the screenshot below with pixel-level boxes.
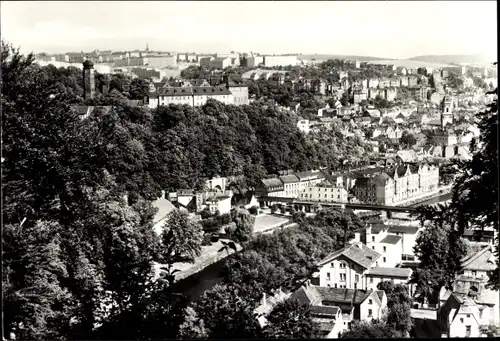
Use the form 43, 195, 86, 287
279, 174, 301, 198
368, 78, 380, 88
254, 288, 292, 328
437, 293, 482, 338
145, 86, 235, 108
315, 241, 381, 289
389, 78, 400, 88
365, 267, 413, 293
408, 76, 419, 87
400, 76, 409, 87
292, 282, 388, 335
353, 88, 368, 104
353, 224, 403, 268
378, 78, 391, 89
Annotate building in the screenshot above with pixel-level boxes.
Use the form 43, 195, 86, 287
210, 57, 232, 69
433, 129, 458, 146
353, 88, 368, 104
131, 67, 168, 80
199, 56, 214, 68
145, 85, 246, 108
279, 174, 301, 198
296, 170, 326, 193
437, 293, 482, 338
351, 163, 439, 205
291, 282, 387, 335
263, 55, 298, 67
364, 267, 413, 292
254, 289, 292, 328
315, 241, 382, 289
255, 177, 286, 197
354, 224, 403, 268
440, 96, 454, 128
145, 55, 177, 68
297, 118, 311, 134
384, 88, 397, 101
298, 180, 348, 203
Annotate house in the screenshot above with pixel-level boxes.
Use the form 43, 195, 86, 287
204, 195, 232, 215
364, 267, 413, 293
254, 288, 292, 327
255, 177, 285, 197
291, 282, 387, 335
353, 224, 403, 268
151, 191, 176, 235
315, 241, 381, 289
437, 293, 482, 338
279, 174, 301, 198
231, 191, 259, 210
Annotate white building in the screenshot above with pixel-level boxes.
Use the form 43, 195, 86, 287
298, 180, 348, 203
263, 55, 298, 67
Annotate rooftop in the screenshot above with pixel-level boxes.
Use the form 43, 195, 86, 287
366, 267, 412, 278
318, 242, 381, 269
380, 234, 403, 245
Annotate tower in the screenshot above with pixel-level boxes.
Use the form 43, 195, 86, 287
83, 59, 95, 100
440, 95, 454, 128
146, 42, 149, 52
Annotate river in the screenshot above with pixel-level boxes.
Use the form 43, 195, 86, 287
174, 192, 454, 301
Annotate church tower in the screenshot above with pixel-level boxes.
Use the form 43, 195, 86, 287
440, 95, 454, 128
83, 59, 95, 100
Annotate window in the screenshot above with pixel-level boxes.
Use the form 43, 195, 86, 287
334, 284, 338, 288
383, 246, 387, 252
340, 274, 346, 281
372, 246, 375, 250
340, 263, 346, 269
372, 236, 375, 242
327, 272, 331, 280
368, 309, 373, 317
466, 314, 470, 318
369, 299, 373, 305
331, 263, 334, 268
370, 277, 373, 283
355, 275, 359, 282
472, 271, 477, 276
460, 318, 464, 323
465, 325, 471, 337
383, 257, 386, 262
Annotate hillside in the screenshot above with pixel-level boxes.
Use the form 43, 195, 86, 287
299, 54, 390, 62
408, 54, 494, 66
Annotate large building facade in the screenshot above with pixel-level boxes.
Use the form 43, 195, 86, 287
352, 163, 439, 205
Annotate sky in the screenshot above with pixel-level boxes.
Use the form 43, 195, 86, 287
1, 1, 497, 59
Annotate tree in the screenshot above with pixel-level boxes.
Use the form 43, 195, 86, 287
192, 284, 262, 339
341, 319, 404, 338
230, 208, 255, 243
410, 211, 469, 303
377, 281, 413, 335
160, 210, 204, 264
177, 306, 208, 339
128, 78, 149, 100
262, 299, 321, 339
399, 131, 417, 148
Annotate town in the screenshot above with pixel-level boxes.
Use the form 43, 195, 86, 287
2, 1, 498, 340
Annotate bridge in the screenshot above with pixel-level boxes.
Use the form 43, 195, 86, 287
257, 196, 418, 214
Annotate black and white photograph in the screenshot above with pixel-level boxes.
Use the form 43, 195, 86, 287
1, 0, 498, 339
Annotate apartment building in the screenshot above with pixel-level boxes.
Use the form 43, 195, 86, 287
145, 86, 233, 108
298, 180, 349, 203
352, 163, 439, 205
354, 224, 403, 268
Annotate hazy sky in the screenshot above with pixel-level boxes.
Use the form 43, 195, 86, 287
1, 1, 497, 59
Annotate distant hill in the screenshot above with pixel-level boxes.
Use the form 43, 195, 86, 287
299, 54, 390, 62
408, 54, 494, 66
366, 59, 456, 69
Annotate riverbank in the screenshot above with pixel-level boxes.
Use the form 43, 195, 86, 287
154, 239, 242, 283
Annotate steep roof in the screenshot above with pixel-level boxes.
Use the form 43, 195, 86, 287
461, 244, 496, 271
291, 285, 380, 308
318, 242, 381, 269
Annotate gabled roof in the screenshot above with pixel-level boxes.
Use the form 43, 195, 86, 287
318, 242, 381, 269
292, 285, 381, 309
460, 244, 496, 271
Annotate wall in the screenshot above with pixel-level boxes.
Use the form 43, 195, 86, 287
319, 254, 367, 290
146, 56, 177, 68
359, 294, 383, 321
217, 197, 232, 215
299, 185, 348, 203
449, 313, 481, 338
